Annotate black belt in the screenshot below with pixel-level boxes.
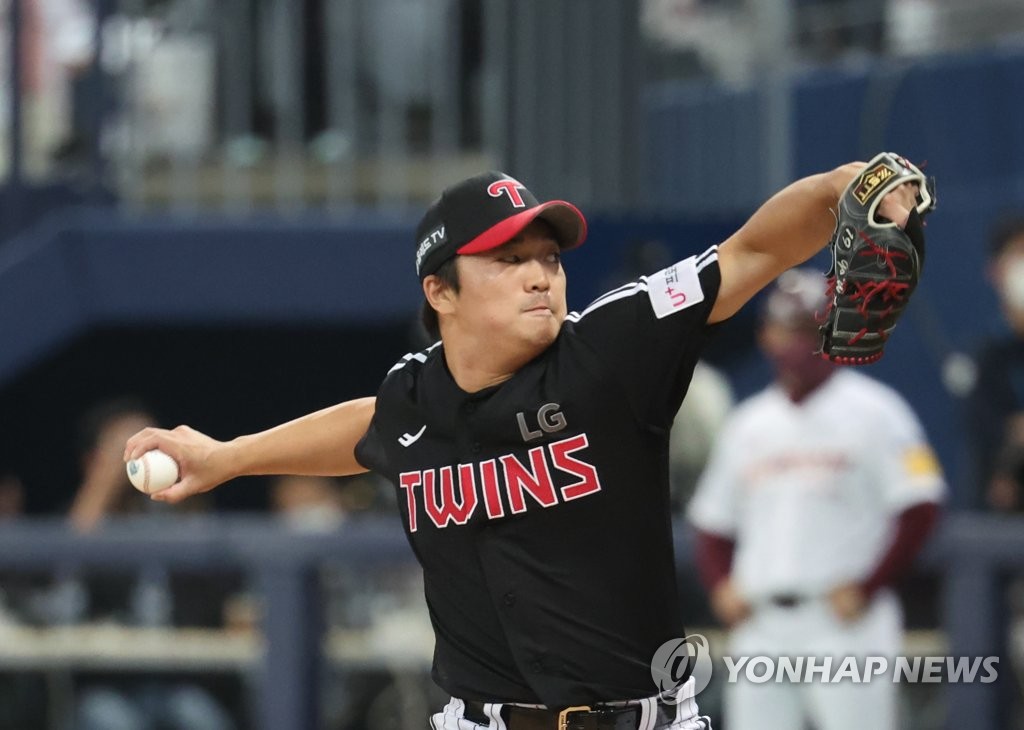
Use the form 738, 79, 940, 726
769, 594, 807, 609
463, 698, 677, 730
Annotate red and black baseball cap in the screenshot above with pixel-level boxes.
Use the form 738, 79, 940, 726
414, 171, 587, 279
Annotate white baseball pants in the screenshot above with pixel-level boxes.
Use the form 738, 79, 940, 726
725, 590, 902, 730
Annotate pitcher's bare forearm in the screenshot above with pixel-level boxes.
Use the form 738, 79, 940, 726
123, 397, 375, 503
711, 164, 861, 323
227, 397, 375, 478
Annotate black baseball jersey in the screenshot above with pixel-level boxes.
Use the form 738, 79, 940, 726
355, 247, 721, 707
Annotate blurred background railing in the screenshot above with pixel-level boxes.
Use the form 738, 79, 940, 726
2, 1, 1024, 729
0, 516, 429, 730
0, 513, 1017, 730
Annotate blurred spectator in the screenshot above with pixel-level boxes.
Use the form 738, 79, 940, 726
887, 0, 1024, 57
0, 471, 32, 626
966, 215, 1024, 512
0, 470, 24, 519
68, 398, 158, 533
270, 471, 396, 530
688, 269, 944, 730
269, 473, 348, 532
260, 472, 434, 730
245, 0, 478, 156
885, 0, 941, 56
0, 0, 96, 176
28, 397, 238, 730
0, 470, 47, 730
796, 0, 886, 63
641, 0, 751, 84
220, 474, 355, 633
359, 0, 452, 114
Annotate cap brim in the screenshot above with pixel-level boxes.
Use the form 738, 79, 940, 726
457, 201, 587, 256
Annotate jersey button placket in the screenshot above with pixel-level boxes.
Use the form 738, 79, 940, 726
459, 400, 482, 456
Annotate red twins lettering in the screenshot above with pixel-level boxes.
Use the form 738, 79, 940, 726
424, 465, 478, 528
479, 459, 505, 519
487, 179, 527, 208
399, 433, 602, 531
500, 447, 557, 513
399, 472, 421, 532
550, 434, 601, 500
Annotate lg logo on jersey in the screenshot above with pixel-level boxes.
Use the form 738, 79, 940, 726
516, 402, 567, 442
398, 433, 602, 532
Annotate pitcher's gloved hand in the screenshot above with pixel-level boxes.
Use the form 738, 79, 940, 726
819, 152, 936, 364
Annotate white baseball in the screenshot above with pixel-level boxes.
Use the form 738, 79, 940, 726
126, 449, 180, 494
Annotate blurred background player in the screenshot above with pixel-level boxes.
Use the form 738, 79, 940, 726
967, 214, 1024, 512
670, 361, 734, 512
687, 268, 945, 730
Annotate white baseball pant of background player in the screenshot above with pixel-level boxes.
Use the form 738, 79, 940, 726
727, 590, 901, 730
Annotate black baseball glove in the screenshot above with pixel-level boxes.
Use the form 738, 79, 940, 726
819, 152, 936, 364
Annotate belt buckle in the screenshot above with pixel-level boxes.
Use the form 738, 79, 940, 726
557, 705, 591, 730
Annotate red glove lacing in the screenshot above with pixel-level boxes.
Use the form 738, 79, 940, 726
822, 232, 913, 363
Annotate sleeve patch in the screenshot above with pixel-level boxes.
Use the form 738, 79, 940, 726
902, 444, 942, 480
646, 257, 705, 319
